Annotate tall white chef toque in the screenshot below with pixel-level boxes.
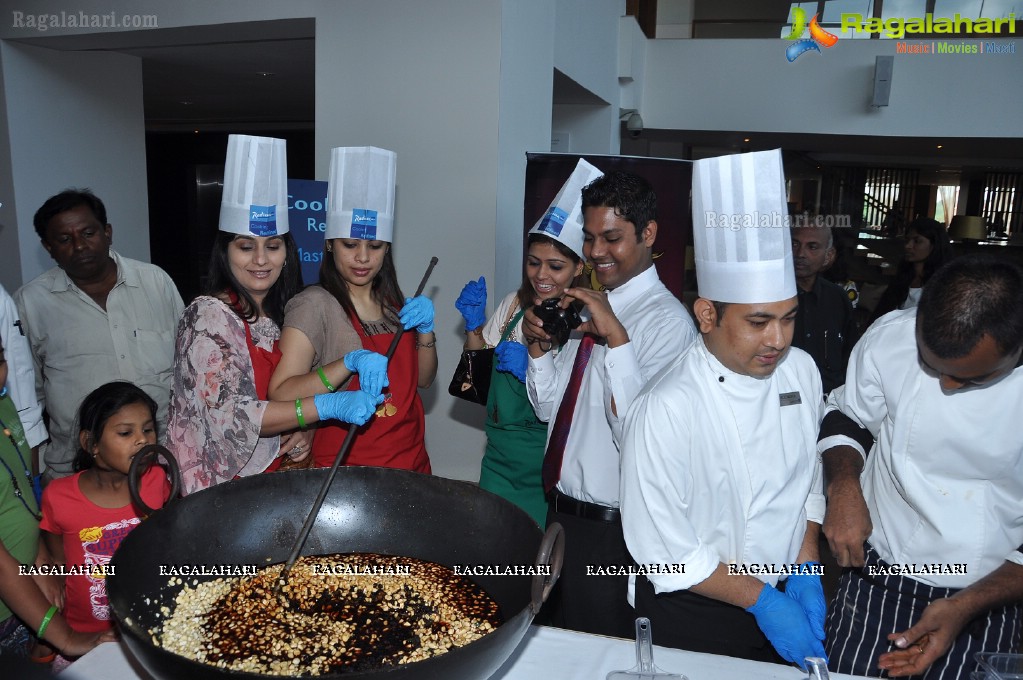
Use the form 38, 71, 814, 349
219, 134, 289, 236
325, 146, 397, 243
691, 149, 795, 304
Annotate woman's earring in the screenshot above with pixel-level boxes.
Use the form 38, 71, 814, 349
325, 242, 333, 253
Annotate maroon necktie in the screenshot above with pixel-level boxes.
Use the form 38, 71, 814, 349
542, 333, 597, 494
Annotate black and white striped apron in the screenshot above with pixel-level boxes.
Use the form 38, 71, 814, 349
826, 544, 1021, 680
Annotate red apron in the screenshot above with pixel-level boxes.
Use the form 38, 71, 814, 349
241, 318, 287, 473
310, 313, 431, 473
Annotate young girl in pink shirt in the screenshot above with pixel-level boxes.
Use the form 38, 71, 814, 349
40, 382, 171, 659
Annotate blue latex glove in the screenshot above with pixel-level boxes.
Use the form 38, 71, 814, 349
784, 562, 827, 641
343, 349, 389, 396
494, 340, 528, 383
313, 391, 384, 426
399, 296, 435, 334
455, 276, 487, 330
746, 583, 828, 669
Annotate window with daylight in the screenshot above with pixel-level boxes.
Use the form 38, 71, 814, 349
934, 185, 960, 226
982, 173, 1021, 237
862, 168, 919, 233
882, 0, 929, 24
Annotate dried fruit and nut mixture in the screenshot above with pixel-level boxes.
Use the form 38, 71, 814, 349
152, 553, 502, 676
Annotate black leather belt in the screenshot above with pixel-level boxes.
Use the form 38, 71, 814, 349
549, 491, 620, 523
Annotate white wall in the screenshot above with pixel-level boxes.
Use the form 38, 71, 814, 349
619, 16, 648, 112
0, 42, 148, 291
554, 0, 623, 106
495, 0, 556, 302
0, 0, 626, 483
553, 103, 616, 153
553, 0, 624, 155
314, 0, 505, 480
0, 49, 19, 291
642, 38, 1023, 138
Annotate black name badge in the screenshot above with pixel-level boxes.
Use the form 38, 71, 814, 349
779, 391, 802, 407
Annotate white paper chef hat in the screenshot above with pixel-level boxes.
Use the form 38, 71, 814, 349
528, 158, 603, 261
691, 149, 796, 304
219, 134, 289, 236
325, 146, 396, 242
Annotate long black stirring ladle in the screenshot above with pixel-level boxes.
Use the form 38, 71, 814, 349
276, 256, 439, 596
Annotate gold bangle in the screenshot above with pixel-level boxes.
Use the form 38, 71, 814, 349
463, 327, 484, 337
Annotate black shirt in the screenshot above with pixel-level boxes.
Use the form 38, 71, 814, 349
793, 277, 860, 395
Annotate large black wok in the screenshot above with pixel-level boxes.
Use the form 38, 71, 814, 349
107, 465, 563, 679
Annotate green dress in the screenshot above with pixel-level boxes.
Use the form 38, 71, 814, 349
0, 393, 40, 624
478, 308, 549, 526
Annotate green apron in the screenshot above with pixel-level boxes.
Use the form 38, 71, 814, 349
478, 308, 549, 526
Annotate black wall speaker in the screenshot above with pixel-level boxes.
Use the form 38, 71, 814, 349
872, 55, 894, 107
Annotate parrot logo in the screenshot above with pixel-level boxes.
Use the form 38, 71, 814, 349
784, 8, 839, 62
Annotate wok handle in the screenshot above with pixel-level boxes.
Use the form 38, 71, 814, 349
530, 521, 565, 615
127, 444, 181, 517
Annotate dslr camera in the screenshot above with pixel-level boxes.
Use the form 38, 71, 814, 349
533, 298, 582, 346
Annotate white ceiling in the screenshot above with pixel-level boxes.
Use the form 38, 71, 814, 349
14, 19, 316, 130
12, 18, 1023, 171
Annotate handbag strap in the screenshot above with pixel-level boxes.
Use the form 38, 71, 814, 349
498, 306, 525, 344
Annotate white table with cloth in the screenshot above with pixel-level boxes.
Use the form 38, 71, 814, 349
65, 624, 868, 680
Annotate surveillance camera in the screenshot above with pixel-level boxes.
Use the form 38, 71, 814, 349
625, 112, 644, 138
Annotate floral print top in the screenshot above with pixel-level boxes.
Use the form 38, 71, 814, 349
168, 296, 280, 494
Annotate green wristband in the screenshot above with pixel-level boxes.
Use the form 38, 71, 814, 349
295, 399, 307, 429
316, 366, 336, 392
37, 604, 57, 639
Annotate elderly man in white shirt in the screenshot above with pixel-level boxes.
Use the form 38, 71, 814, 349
821, 254, 1023, 680
15, 189, 183, 478
524, 170, 696, 638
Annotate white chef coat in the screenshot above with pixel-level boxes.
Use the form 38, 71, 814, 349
0, 284, 47, 447
621, 337, 825, 599
526, 265, 696, 507
819, 308, 1023, 588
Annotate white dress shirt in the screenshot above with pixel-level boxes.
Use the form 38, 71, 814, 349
0, 284, 47, 447
819, 309, 1023, 588
621, 338, 824, 598
14, 250, 183, 474
526, 265, 696, 507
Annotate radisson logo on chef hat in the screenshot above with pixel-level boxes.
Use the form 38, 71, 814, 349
691, 148, 796, 304
528, 158, 602, 261
325, 146, 397, 243
219, 134, 290, 236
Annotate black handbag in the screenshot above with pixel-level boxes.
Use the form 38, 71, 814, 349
448, 348, 494, 405
449, 306, 525, 406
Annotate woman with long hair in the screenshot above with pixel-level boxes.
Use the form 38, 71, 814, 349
870, 217, 952, 323
270, 147, 436, 473
168, 136, 382, 494
454, 160, 598, 526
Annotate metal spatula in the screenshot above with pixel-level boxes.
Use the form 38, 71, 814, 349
805, 657, 830, 679
607, 617, 688, 680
